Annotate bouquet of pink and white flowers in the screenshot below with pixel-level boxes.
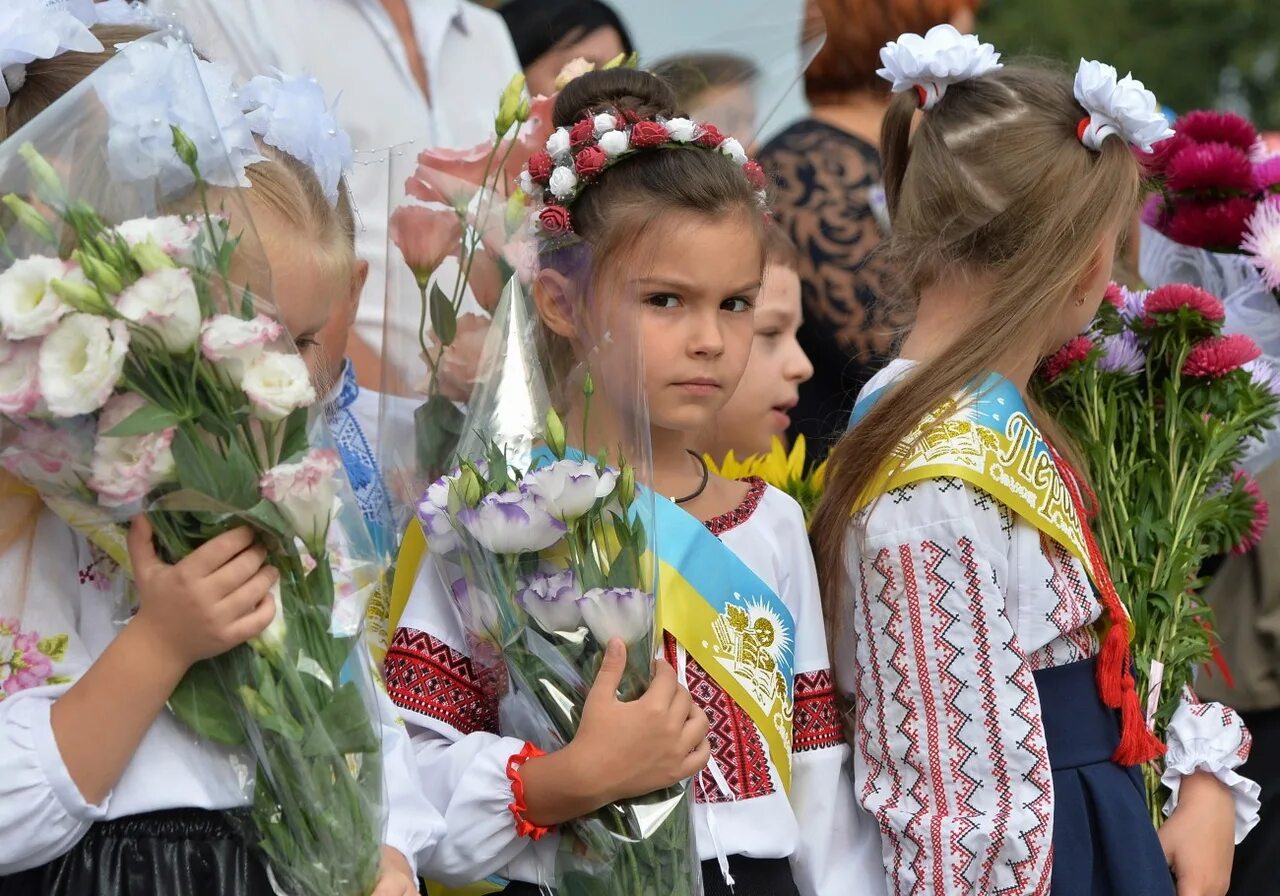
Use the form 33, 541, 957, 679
1036, 280, 1278, 818
0, 42, 384, 896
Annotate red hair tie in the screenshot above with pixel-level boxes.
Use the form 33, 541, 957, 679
914, 84, 929, 108
1077, 117, 1091, 144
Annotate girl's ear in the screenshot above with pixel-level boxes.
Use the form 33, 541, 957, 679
345, 258, 369, 328
533, 268, 579, 340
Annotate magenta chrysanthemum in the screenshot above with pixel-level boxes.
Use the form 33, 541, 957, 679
1176, 110, 1259, 153
1142, 283, 1225, 324
1232, 470, 1269, 555
1141, 193, 1167, 228
1183, 333, 1262, 378
1241, 195, 1280, 290
1042, 335, 1094, 382
1103, 282, 1126, 310
1163, 197, 1257, 251
1139, 131, 1188, 177
1253, 156, 1280, 192
1165, 142, 1255, 194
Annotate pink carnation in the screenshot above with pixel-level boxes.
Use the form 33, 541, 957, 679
1176, 110, 1259, 153
1042, 335, 1094, 383
1183, 333, 1261, 378
1162, 197, 1257, 251
1165, 142, 1255, 194
1253, 156, 1280, 192
1141, 283, 1225, 324
1232, 470, 1269, 555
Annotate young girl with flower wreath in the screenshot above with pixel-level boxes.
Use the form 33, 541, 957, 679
811, 24, 1260, 896
385, 67, 883, 896
0, 11, 437, 896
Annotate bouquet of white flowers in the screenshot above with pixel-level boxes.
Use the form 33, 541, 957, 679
0, 38, 384, 896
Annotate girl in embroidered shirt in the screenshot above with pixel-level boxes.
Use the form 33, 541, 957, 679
811, 25, 1260, 896
0, 22, 434, 896
386, 68, 882, 896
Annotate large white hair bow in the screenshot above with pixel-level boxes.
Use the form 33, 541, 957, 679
1074, 59, 1174, 153
876, 24, 1002, 110
1, 0, 102, 108
241, 72, 354, 205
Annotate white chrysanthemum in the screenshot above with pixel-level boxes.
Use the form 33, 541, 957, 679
1242, 198, 1280, 291
1074, 59, 1174, 153
875, 24, 1002, 110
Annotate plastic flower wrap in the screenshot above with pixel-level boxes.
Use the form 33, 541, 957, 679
0, 38, 384, 895
1034, 281, 1279, 820
399, 249, 700, 893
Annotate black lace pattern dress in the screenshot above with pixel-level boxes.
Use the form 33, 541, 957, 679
756, 119, 905, 458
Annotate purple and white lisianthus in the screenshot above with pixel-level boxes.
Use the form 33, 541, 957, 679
456, 490, 566, 555
578, 587, 654, 645
517, 569, 583, 634
521, 459, 618, 521
417, 475, 462, 554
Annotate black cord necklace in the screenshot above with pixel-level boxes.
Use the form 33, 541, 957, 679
673, 449, 710, 505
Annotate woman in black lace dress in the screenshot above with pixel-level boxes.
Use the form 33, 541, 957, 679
757, 0, 980, 457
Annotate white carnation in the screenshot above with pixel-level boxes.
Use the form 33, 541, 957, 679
665, 118, 696, 143
598, 130, 630, 158
548, 166, 579, 200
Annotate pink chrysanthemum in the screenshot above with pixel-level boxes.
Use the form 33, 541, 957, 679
1141, 283, 1225, 324
1183, 333, 1262, 378
1138, 131, 1187, 177
1176, 110, 1259, 153
1042, 335, 1094, 383
1141, 193, 1167, 228
1163, 197, 1258, 251
1232, 470, 1269, 555
1102, 281, 1126, 309
1165, 142, 1256, 194
1253, 156, 1280, 192
1241, 195, 1280, 290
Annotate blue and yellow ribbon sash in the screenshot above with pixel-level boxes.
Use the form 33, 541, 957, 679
851, 374, 1099, 588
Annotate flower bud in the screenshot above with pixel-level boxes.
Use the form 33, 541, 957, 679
74, 251, 125, 296
50, 277, 110, 314
618, 463, 636, 511
582, 372, 595, 398
495, 72, 527, 136
2, 194, 54, 244
170, 125, 200, 172
515, 95, 531, 125
130, 239, 178, 274
457, 465, 484, 509
18, 143, 65, 205
545, 408, 567, 459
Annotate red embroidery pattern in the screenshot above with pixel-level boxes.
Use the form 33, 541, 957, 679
703, 477, 768, 536
1028, 537, 1098, 672
664, 634, 774, 802
794, 669, 844, 752
384, 627, 499, 736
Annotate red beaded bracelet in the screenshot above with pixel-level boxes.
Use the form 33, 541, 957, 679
506, 742, 551, 840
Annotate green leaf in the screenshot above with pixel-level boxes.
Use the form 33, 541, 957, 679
105, 403, 184, 437
239, 284, 255, 320
278, 408, 309, 463
429, 281, 457, 346
414, 395, 465, 480
301, 682, 381, 757
36, 633, 69, 661
171, 428, 260, 510
238, 499, 292, 539
168, 658, 248, 746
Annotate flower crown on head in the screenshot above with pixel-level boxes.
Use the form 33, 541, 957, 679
876, 25, 1175, 154
518, 110, 768, 239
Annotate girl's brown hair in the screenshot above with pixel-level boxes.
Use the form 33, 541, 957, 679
804, 0, 981, 102
810, 63, 1141, 653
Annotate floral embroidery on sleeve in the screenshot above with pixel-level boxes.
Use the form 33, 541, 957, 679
0, 618, 71, 697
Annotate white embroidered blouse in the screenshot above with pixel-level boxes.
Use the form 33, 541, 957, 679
0, 510, 444, 875
387, 480, 886, 894
834, 359, 1262, 896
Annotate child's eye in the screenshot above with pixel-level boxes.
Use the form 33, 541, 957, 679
757, 328, 783, 340
646, 293, 680, 309
295, 335, 319, 350
722, 296, 754, 313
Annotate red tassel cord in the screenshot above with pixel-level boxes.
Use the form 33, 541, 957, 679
506, 742, 552, 840
1051, 451, 1167, 766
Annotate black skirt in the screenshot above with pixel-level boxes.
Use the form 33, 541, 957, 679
1035, 658, 1174, 896
0, 808, 273, 896
499, 855, 798, 896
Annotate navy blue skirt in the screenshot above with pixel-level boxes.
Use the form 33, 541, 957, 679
1036, 658, 1174, 896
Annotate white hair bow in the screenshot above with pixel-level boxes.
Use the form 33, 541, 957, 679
1, 0, 102, 108
876, 24, 1002, 110
240, 72, 354, 205
1074, 59, 1174, 153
